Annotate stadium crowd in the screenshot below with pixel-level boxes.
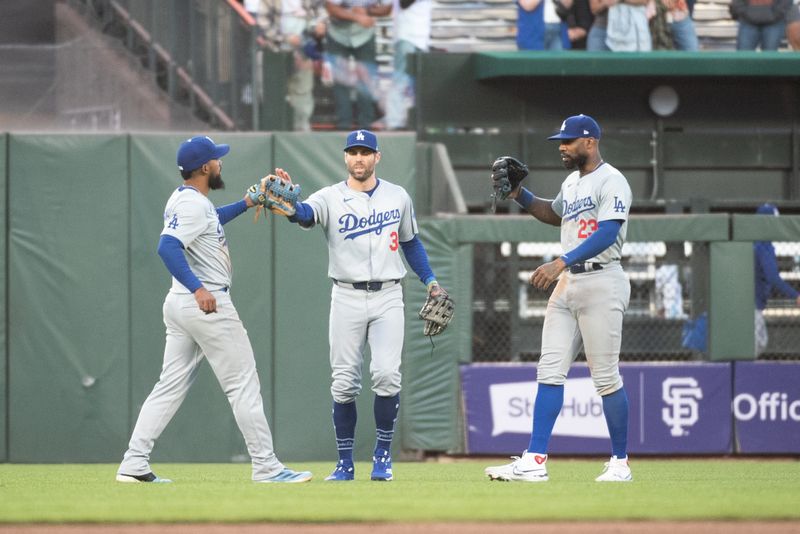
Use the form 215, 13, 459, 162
239, 0, 800, 131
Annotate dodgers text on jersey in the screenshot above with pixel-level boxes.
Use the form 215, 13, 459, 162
563, 195, 597, 221
338, 208, 401, 240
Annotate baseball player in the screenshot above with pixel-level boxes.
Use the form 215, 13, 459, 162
485, 115, 634, 482
754, 203, 800, 356
116, 135, 312, 484
274, 130, 446, 481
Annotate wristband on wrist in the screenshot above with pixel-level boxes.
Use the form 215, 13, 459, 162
514, 187, 535, 209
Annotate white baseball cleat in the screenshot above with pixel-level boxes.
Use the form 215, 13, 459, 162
115, 472, 172, 483
484, 451, 549, 482
595, 456, 632, 482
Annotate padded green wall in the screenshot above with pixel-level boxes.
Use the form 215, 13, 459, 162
2, 131, 419, 463
0, 134, 6, 462
709, 242, 756, 361
8, 134, 131, 461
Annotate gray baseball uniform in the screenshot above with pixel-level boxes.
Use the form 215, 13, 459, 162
303, 179, 418, 402
537, 162, 633, 395
118, 186, 285, 481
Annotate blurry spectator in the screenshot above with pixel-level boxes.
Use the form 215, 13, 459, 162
729, 0, 792, 50
655, 264, 687, 319
787, 0, 800, 49
649, 0, 699, 50
252, 0, 328, 131
517, 0, 570, 50
556, 0, 595, 49
325, 0, 391, 130
384, 0, 432, 130
587, 0, 652, 51
754, 203, 800, 356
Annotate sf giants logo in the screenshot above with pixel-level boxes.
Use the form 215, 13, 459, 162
661, 377, 703, 437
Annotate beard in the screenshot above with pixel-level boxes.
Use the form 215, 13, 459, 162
348, 163, 375, 182
208, 171, 225, 190
562, 153, 587, 171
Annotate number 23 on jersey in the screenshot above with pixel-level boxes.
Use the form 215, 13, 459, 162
578, 219, 598, 239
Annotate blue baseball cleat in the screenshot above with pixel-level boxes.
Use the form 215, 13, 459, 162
371, 449, 393, 481
258, 468, 313, 483
324, 460, 355, 481
116, 471, 172, 483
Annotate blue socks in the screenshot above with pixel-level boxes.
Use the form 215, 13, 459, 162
374, 394, 400, 454
332, 395, 400, 462
332, 401, 357, 463
526, 383, 629, 459
528, 384, 564, 454
602, 388, 629, 459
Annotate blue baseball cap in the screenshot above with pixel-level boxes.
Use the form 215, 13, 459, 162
177, 135, 230, 172
344, 130, 379, 152
548, 114, 601, 141
757, 203, 779, 216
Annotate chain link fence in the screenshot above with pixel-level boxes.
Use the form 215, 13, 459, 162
472, 240, 800, 362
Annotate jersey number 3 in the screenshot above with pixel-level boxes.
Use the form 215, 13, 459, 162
389, 231, 399, 251
578, 219, 598, 239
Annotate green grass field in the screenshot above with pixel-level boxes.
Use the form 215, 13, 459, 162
1, 459, 798, 523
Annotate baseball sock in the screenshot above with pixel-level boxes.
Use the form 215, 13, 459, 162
332, 400, 357, 464
602, 388, 629, 459
373, 393, 400, 454
528, 383, 564, 454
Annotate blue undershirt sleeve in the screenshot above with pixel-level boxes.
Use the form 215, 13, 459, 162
560, 220, 622, 266
400, 235, 436, 285
215, 199, 248, 225
288, 201, 315, 228
157, 235, 203, 293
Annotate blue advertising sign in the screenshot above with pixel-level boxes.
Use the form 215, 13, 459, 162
461, 362, 733, 455
626, 363, 732, 454
734, 361, 800, 454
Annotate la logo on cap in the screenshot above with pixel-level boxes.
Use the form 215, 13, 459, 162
560, 121, 566, 131
356, 131, 365, 141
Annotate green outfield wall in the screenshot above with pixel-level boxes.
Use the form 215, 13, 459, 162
0, 134, 6, 463
0, 132, 795, 462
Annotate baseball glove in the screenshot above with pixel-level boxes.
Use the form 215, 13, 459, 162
248, 174, 301, 219
490, 156, 529, 213
418, 283, 455, 337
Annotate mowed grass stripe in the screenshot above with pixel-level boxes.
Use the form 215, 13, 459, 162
0, 460, 798, 522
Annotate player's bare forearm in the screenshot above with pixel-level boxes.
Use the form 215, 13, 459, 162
530, 257, 567, 289
511, 191, 561, 226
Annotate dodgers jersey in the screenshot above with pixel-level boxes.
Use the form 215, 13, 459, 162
552, 162, 632, 265
161, 186, 232, 293
304, 179, 418, 282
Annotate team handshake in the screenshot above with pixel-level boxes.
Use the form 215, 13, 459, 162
246, 171, 301, 218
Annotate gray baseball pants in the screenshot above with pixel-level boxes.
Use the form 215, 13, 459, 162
118, 290, 284, 481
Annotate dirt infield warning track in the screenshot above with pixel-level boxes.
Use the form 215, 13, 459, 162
1, 522, 799, 534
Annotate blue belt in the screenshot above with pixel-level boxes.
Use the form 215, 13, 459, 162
334, 279, 400, 291
569, 263, 604, 274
